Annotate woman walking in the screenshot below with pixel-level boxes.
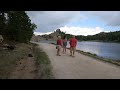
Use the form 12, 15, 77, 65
56, 35, 63, 56
62, 35, 67, 53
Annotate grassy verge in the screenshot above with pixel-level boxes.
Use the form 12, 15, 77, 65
32, 43, 54, 79
0, 43, 32, 79
50, 43, 120, 67
0, 42, 54, 79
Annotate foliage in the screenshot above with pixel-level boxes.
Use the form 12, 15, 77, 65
0, 11, 37, 43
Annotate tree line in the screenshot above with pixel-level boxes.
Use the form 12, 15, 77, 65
55, 29, 120, 42
75, 31, 120, 42
0, 11, 37, 43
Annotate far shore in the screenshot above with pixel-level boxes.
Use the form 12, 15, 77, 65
39, 39, 120, 43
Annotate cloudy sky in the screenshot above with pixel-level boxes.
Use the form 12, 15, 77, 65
26, 11, 120, 36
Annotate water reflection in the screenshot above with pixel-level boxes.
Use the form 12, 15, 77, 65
77, 41, 120, 60
77, 42, 101, 55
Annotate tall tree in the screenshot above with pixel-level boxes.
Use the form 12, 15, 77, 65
0, 11, 6, 35
6, 11, 37, 43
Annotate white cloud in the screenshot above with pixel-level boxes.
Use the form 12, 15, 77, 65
26, 11, 84, 32
60, 26, 104, 36
34, 32, 52, 36
26, 11, 120, 36
34, 26, 104, 36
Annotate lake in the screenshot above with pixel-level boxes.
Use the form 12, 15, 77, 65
39, 40, 120, 60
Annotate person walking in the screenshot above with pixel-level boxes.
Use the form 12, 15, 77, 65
69, 35, 77, 57
56, 35, 63, 56
62, 35, 67, 53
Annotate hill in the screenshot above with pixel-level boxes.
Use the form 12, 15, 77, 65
75, 31, 120, 42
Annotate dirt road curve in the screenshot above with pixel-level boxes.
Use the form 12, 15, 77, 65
38, 43, 120, 79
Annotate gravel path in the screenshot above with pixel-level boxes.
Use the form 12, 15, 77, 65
38, 42, 120, 79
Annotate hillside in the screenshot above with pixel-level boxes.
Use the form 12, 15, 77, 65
75, 31, 120, 42
31, 29, 66, 41
31, 29, 120, 42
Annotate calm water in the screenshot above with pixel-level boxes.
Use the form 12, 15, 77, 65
39, 40, 120, 60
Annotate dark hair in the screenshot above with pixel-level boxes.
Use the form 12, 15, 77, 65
63, 35, 66, 39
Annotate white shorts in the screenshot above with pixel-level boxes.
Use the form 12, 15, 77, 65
56, 45, 61, 50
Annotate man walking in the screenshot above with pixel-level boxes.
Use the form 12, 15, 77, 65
69, 35, 77, 57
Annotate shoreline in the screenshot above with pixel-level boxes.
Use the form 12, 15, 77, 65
75, 49, 120, 66
50, 43, 120, 67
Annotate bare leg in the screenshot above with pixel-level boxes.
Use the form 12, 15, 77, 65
63, 46, 65, 53
65, 46, 66, 53
73, 50, 75, 57
57, 49, 59, 56
58, 46, 61, 56
72, 49, 73, 56
73, 47, 76, 57
70, 47, 72, 56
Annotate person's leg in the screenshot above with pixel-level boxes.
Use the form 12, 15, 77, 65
57, 49, 59, 56
73, 47, 76, 57
72, 47, 74, 56
65, 46, 66, 53
63, 46, 65, 53
57, 45, 59, 56
58, 45, 61, 56
70, 47, 72, 56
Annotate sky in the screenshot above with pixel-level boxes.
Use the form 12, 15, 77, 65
26, 11, 120, 36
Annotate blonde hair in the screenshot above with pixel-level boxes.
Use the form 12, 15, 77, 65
58, 35, 61, 39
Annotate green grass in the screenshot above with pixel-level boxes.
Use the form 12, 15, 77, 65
0, 42, 54, 79
32, 44, 54, 79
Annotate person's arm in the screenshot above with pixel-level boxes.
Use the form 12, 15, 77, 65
56, 40, 58, 45
69, 39, 71, 45
61, 39, 63, 46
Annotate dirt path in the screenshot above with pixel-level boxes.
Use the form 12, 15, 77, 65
38, 42, 120, 79
9, 54, 37, 79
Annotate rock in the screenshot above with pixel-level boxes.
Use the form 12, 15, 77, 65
28, 54, 33, 57
7, 46, 15, 50
29, 47, 32, 50
1, 44, 15, 50
0, 35, 4, 43
21, 57, 23, 59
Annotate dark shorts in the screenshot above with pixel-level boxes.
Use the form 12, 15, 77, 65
63, 42, 67, 46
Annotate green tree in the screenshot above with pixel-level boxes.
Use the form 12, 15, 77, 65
6, 11, 37, 43
0, 11, 6, 35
